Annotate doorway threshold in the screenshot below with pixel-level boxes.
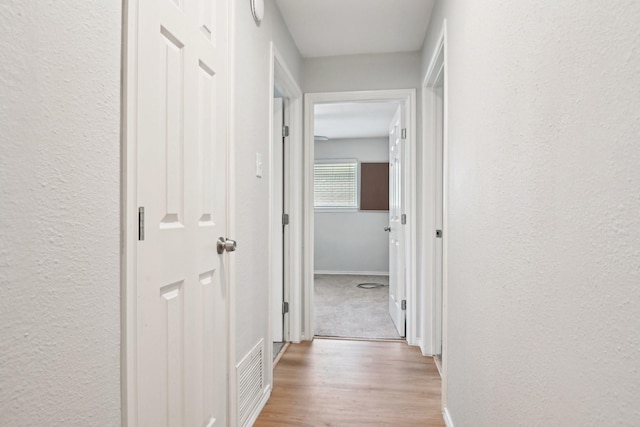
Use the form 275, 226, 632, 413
313, 335, 406, 343
273, 342, 289, 367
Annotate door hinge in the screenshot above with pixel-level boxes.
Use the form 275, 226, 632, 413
138, 207, 145, 241
401, 300, 407, 310
282, 213, 290, 226
436, 229, 443, 238
282, 301, 289, 314
282, 125, 289, 138
401, 214, 407, 225
401, 128, 407, 139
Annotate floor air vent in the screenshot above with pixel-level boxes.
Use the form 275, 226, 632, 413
237, 339, 264, 426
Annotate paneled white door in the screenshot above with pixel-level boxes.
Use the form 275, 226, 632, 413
388, 105, 406, 337
133, 0, 229, 425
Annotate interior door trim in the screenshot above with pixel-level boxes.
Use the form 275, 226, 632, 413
267, 42, 304, 356
302, 89, 417, 345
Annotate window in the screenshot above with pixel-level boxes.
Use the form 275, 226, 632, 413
314, 161, 358, 209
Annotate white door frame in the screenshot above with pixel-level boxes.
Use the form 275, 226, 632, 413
122, 1, 233, 424
422, 21, 449, 413
267, 42, 303, 367
302, 89, 418, 344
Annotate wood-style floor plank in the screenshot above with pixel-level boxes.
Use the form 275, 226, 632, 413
255, 338, 444, 427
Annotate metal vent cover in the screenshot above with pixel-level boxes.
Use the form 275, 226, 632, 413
237, 339, 264, 426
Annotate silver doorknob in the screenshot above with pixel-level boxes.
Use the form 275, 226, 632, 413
217, 237, 237, 254
384, 226, 391, 232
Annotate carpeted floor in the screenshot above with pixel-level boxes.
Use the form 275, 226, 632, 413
272, 342, 285, 361
314, 274, 402, 340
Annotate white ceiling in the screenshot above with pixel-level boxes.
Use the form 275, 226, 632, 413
275, 0, 435, 58
276, 2, 432, 140
314, 102, 400, 140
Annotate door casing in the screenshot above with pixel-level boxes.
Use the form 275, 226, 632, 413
302, 89, 417, 344
422, 20, 449, 412
267, 42, 304, 369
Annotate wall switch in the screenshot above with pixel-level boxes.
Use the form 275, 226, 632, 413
255, 152, 263, 178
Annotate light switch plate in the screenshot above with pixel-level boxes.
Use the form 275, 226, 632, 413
255, 152, 263, 178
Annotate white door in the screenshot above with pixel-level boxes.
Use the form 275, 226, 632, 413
272, 97, 284, 342
388, 105, 406, 337
134, 0, 229, 425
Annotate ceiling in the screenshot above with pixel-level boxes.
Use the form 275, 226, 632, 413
314, 102, 400, 140
276, 1, 432, 140
275, 0, 435, 58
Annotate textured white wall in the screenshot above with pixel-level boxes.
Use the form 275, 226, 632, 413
422, 1, 640, 425
0, 1, 121, 425
233, 0, 302, 377
314, 138, 389, 274
303, 51, 421, 93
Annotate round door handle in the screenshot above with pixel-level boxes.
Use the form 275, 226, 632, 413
217, 237, 237, 254
384, 226, 391, 232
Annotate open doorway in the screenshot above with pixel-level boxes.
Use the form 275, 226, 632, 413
272, 93, 287, 358
312, 101, 400, 340
303, 89, 417, 344
268, 44, 303, 370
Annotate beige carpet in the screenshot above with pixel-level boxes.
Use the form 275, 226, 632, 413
314, 274, 402, 340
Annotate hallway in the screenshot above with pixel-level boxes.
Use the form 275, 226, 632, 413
255, 339, 444, 426
2, 1, 640, 425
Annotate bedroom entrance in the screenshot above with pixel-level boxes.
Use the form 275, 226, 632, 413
268, 44, 304, 366
303, 90, 417, 342
312, 101, 399, 340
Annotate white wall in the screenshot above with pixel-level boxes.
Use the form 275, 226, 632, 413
422, 1, 640, 425
314, 138, 389, 275
232, 0, 302, 389
303, 52, 421, 93
0, 2, 121, 425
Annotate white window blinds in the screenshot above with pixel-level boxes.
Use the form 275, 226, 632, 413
314, 161, 358, 208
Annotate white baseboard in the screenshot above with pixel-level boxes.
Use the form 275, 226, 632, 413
417, 338, 436, 357
434, 356, 443, 378
412, 336, 422, 350
314, 270, 389, 276
443, 406, 454, 427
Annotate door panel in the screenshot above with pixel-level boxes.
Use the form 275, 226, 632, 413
388, 105, 406, 337
198, 61, 216, 224
134, 0, 228, 425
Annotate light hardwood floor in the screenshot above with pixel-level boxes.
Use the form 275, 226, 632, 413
255, 338, 445, 426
